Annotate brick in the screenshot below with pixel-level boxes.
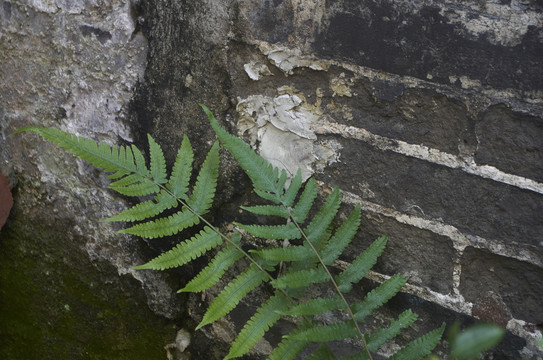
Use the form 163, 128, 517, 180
475, 104, 543, 182
333, 80, 474, 154
346, 213, 456, 294
313, 1, 543, 91
317, 137, 543, 257
460, 247, 543, 324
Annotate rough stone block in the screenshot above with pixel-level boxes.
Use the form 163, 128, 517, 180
318, 137, 543, 258
459, 247, 543, 324
313, 0, 543, 91
349, 212, 456, 294
334, 78, 473, 154
475, 104, 543, 182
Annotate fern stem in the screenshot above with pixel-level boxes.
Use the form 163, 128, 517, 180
156, 183, 306, 309
286, 207, 374, 360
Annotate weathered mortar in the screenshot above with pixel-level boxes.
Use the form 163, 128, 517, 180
1, 0, 542, 358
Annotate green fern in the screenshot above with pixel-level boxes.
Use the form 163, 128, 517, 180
16, 107, 447, 359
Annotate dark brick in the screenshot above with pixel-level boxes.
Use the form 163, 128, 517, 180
347, 213, 455, 294
460, 247, 543, 323
334, 79, 474, 154
475, 104, 543, 182
317, 137, 543, 257
313, 1, 543, 91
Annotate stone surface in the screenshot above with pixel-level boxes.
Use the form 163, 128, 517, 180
460, 247, 543, 324
1, 0, 542, 358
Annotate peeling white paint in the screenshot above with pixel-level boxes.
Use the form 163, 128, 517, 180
250, 39, 543, 116
243, 61, 273, 80
236, 94, 321, 181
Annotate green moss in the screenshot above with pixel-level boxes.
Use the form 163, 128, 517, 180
0, 212, 179, 359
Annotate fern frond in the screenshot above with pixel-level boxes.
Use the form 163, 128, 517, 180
290, 320, 358, 342
320, 206, 361, 265
280, 295, 344, 316
271, 267, 329, 289
109, 178, 160, 197
179, 234, 244, 293
235, 222, 301, 240
132, 226, 221, 270
240, 205, 290, 218
196, 264, 269, 330
307, 344, 337, 360
118, 207, 199, 238
365, 309, 418, 352
104, 189, 177, 222
148, 134, 167, 184
225, 293, 289, 359
336, 235, 388, 292
290, 177, 317, 223
167, 134, 194, 199
283, 169, 303, 207
186, 141, 219, 214
389, 322, 445, 360
304, 187, 341, 245
252, 245, 315, 263
269, 336, 309, 360
15, 127, 147, 178
352, 274, 406, 322
203, 105, 283, 200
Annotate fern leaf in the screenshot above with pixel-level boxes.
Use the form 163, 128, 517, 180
290, 320, 358, 342
186, 141, 219, 214
275, 169, 288, 192
352, 274, 406, 322
268, 336, 309, 360
336, 235, 388, 292
389, 322, 445, 360
110, 178, 160, 197
280, 295, 344, 316
283, 169, 302, 207
203, 105, 282, 200
252, 245, 315, 263
365, 309, 418, 352
271, 267, 329, 290
254, 189, 282, 204
119, 207, 199, 238
304, 187, 341, 246
196, 264, 268, 330
108, 173, 144, 188
131, 144, 150, 176
15, 127, 147, 177
167, 134, 194, 199
290, 178, 317, 223
147, 134, 167, 184
235, 222, 301, 240
320, 206, 361, 265
179, 235, 243, 293
240, 205, 289, 218
307, 344, 337, 360
225, 293, 289, 359
133, 226, 222, 270
105, 189, 177, 222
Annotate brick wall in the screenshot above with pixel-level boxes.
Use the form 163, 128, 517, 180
222, 0, 543, 357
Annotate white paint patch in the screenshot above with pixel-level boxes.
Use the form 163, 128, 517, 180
243, 61, 273, 80
236, 94, 319, 180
